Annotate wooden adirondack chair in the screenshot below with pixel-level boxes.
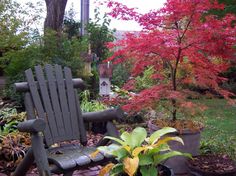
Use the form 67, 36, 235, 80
13, 64, 123, 176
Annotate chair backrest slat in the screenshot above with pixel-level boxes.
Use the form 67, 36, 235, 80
54, 65, 74, 140
44, 64, 66, 140
25, 69, 54, 145
74, 89, 87, 145
64, 67, 80, 140
35, 65, 60, 141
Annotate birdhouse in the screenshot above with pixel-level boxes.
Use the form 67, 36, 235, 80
99, 63, 112, 96
81, 44, 98, 77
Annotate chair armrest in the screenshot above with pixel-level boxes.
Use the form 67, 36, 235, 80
82, 108, 124, 122
17, 119, 46, 133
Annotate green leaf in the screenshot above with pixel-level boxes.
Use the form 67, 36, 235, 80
154, 151, 192, 165
139, 154, 153, 166
148, 144, 170, 155
119, 127, 147, 149
149, 127, 177, 144
120, 131, 132, 145
140, 166, 157, 176
130, 127, 147, 148
104, 136, 126, 146
97, 144, 120, 155
112, 148, 129, 161
110, 163, 123, 176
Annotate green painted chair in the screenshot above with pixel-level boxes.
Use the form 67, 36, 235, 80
13, 64, 123, 176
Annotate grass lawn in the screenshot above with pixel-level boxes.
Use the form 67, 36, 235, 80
197, 99, 236, 159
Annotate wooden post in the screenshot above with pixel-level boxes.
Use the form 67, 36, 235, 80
81, 0, 89, 36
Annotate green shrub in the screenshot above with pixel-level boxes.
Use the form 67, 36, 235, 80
80, 90, 107, 112
112, 63, 130, 88
135, 66, 157, 91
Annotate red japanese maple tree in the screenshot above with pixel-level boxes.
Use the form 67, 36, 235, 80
106, 0, 236, 120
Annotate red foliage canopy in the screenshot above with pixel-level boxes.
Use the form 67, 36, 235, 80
106, 0, 236, 120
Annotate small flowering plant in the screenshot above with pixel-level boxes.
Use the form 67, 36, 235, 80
93, 127, 191, 176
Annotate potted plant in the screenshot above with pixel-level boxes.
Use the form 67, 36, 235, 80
105, 0, 236, 174
93, 127, 191, 176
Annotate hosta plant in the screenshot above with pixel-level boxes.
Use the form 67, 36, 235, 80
94, 127, 191, 176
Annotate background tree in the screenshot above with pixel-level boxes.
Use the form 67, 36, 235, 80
209, 0, 236, 94
87, 9, 115, 61
63, 6, 81, 39
44, 0, 68, 33
106, 0, 236, 120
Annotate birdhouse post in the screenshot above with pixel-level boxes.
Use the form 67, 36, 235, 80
99, 63, 112, 96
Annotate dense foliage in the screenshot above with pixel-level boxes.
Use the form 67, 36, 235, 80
87, 9, 115, 61
106, 0, 236, 120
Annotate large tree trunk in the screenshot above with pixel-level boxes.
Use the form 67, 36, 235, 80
44, 0, 68, 33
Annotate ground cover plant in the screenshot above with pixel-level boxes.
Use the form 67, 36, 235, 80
0, 107, 29, 174
105, 0, 236, 124
198, 99, 236, 159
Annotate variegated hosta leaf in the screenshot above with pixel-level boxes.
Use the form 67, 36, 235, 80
140, 165, 157, 176
132, 146, 146, 157
148, 144, 170, 155
110, 164, 124, 176
99, 163, 115, 176
130, 127, 147, 149
120, 131, 132, 144
145, 137, 150, 143
123, 157, 139, 176
123, 145, 131, 153
120, 127, 147, 149
154, 151, 192, 165
104, 136, 126, 146
112, 148, 129, 161
149, 127, 177, 145
139, 154, 153, 166
97, 144, 121, 156
154, 136, 184, 146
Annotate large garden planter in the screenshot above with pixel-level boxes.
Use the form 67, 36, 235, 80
148, 119, 203, 175
187, 155, 236, 176
158, 164, 175, 176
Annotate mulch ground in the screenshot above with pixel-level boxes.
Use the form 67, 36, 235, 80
187, 154, 236, 176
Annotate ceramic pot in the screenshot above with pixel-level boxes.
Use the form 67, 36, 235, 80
148, 119, 203, 175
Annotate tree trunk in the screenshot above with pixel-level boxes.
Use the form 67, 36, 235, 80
44, 0, 68, 33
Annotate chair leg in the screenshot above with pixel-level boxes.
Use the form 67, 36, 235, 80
63, 171, 74, 176
31, 133, 51, 176
13, 148, 34, 176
